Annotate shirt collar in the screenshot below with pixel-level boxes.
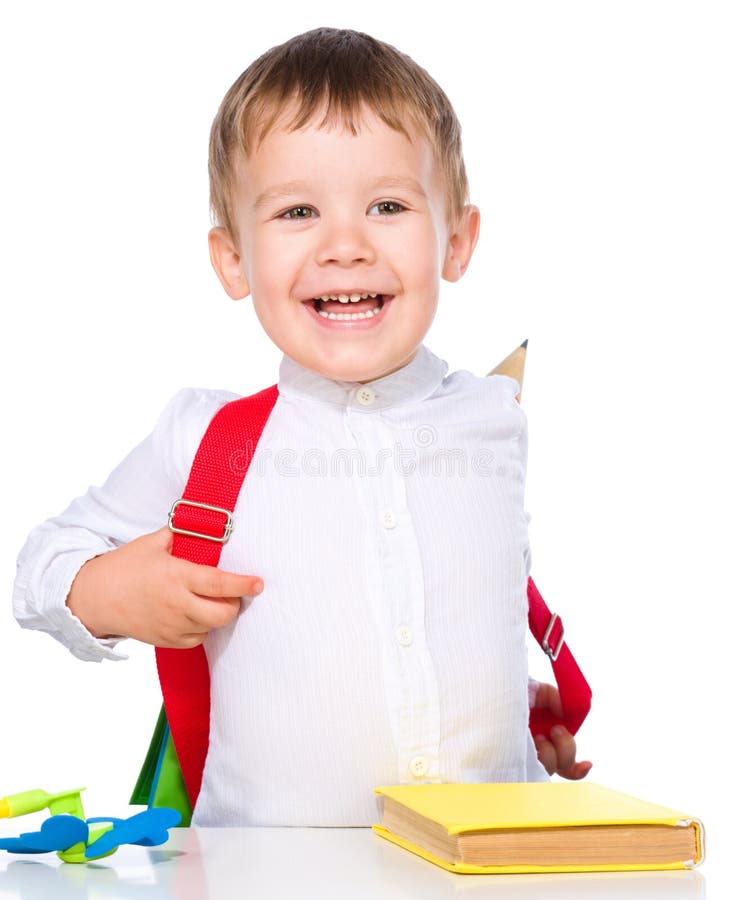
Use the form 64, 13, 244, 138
277, 343, 449, 411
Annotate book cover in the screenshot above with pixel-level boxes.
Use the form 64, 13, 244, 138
373, 782, 705, 874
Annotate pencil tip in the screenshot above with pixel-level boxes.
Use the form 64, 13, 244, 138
521, 338, 528, 349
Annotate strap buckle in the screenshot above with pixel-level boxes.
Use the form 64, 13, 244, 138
542, 613, 565, 662
168, 499, 234, 544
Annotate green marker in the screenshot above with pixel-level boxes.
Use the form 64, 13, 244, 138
0, 787, 86, 820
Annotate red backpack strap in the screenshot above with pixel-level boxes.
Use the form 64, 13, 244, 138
155, 384, 279, 809
155, 381, 590, 807
527, 576, 592, 736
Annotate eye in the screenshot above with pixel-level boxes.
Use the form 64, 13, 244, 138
280, 206, 315, 220
369, 200, 406, 216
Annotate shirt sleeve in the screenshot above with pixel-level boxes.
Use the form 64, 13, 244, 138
12, 387, 237, 662
523, 508, 532, 579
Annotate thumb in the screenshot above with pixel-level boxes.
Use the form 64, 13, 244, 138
151, 524, 174, 553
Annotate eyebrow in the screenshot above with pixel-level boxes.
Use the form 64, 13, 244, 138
253, 176, 427, 210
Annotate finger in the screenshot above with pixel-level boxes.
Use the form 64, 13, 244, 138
156, 632, 208, 651
558, 760, 594, 781
534, 734, 558, 776
181, 562, 264, 600
185, 594, 242, 631
533, 682, 564, 718
151, 525, 175, 552
549, 725, 578, 773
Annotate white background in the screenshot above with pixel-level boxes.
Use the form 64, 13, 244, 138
1, 0, 731, 888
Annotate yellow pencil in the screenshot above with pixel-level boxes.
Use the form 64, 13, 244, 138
487, 339, 528, 402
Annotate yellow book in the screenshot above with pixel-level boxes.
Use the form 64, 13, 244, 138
373, 782, 705, 874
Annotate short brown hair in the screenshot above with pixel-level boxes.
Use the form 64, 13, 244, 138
209, 27, 469, 240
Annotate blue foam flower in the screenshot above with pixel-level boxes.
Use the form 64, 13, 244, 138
0, 815, 88, 853
83, 808, 181, 858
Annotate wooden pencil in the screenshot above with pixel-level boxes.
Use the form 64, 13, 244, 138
487, 339, 528, 402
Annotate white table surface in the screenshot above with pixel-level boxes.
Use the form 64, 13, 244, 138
0, 825, 715, 900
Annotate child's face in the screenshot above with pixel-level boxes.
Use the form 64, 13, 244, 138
210, 104, 479, 383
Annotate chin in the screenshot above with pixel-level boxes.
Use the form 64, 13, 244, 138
305, 354, 382, 384
326, 366, 372, 384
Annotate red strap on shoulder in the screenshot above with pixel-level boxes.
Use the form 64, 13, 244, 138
155, 384, 279, 808
156, 382, 591, 807
527, 576, 592, 736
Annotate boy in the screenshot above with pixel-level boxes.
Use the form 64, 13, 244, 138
13, 27, 590, 826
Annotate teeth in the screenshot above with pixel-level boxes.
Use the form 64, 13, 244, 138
315, 295, 386, 321
317, 305, 384, 320
313, 292, 379, 303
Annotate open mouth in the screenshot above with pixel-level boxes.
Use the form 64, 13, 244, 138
309, 293, 389, 321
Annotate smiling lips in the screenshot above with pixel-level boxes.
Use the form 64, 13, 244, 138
308, 292, 390, 321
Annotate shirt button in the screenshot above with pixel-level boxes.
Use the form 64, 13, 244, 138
409, 756, 430, 778
356, 387, 375, 406
381, 510, 396, 529
396, 625, 413, 647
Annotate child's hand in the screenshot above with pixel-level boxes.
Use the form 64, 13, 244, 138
66, 526, 264, 648
532, 682, 593, 780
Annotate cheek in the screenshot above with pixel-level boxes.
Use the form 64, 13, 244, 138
250, 233, 302, 293
391, 226, 441, 284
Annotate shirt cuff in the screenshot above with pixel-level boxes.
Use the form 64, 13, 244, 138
15, 546, 129, 662
54, 604, 129, 663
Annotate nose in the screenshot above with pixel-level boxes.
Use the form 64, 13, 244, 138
315, 215, 377, 267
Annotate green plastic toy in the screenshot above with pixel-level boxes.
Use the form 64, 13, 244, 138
0, 786, 180, 863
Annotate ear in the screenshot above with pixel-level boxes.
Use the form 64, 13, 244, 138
441, 205, 480, 282
208, 227, 251, 300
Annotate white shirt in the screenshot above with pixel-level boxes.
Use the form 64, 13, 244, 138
13, 343, 548, 826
